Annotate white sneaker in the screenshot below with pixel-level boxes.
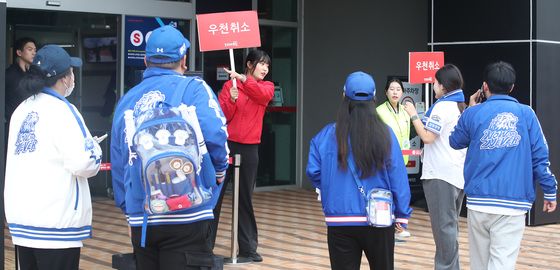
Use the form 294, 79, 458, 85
395, 229, 411, 240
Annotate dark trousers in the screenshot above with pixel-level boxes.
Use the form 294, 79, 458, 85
16, 245, 80, 270
211, 141, 259, 254
327, 226, 395, 270
131, 221, 215, 270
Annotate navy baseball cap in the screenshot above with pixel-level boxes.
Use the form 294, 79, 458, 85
344, 71, 376, 101
146, 25, 190, 63
33, 45, 82, 78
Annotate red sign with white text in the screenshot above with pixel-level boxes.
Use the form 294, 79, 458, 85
196, 11, 261, 52
408, 52, 444, 84
100, 162, 111, 171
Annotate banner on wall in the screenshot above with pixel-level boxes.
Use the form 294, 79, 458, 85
124, 16, 185, 67
196, 11, 261, 52
408, 52, 444, 84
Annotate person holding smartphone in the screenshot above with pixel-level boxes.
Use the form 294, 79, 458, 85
450, 61, 556, 270
4, 45, 102, 270
403, 64, 467, 270
474, 84, 487, 104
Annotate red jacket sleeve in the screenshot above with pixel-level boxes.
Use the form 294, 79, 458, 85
218, 80, 236, 123
242, 77, 275, 106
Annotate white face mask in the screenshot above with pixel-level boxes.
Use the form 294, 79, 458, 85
63, 80, 75, 97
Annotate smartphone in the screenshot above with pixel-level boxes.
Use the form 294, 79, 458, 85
476, 84, 487, 103
94, 133, 108, 143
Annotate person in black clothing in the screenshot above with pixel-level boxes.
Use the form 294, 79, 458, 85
5, 37, 37, 123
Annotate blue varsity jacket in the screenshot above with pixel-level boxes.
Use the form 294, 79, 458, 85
306, 123, 412, 226
449, 95, 557, 210
110, 67, 229, 227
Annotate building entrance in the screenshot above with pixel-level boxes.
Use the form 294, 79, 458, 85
5, 8, 119, 196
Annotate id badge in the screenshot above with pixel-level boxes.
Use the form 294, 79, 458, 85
402, 139, 410, 150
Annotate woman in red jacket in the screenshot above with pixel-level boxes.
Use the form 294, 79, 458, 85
212, 49, 274, 262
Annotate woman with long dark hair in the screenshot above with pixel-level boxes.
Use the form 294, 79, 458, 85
212, 49, 274, 262
307, 71, 412, 270
403, 64, 467, 270
4, 45, 101, 269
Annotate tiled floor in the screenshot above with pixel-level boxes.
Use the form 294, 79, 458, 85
4, 188, 560, 269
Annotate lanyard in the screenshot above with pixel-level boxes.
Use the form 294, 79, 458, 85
385, 101, 406, 138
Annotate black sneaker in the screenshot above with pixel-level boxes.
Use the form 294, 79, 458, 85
239, 252, 263, 262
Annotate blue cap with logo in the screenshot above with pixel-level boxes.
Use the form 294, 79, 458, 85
33, 45, 82, 78
146, 25, 190, 64
344, 71, 376, 101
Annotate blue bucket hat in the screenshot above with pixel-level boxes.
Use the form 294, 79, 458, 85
146, 25, 191, 64
344, 71, 376, 101
33, 45, 82, 78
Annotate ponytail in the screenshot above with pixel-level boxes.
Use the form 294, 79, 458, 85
19, 65, 70, 95
19, 65, 47, 96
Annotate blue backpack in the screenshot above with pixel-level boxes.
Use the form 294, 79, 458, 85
124, 78, 214, 215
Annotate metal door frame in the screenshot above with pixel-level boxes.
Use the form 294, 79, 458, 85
7, 0, 196, 98
1, 0, 7, 268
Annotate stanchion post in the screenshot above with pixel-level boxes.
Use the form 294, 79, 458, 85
224, 154, 251, 264
230, 154, 241, 262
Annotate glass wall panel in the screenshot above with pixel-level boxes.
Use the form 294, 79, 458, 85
258, 0, 297, 22
256, 25, 297, 187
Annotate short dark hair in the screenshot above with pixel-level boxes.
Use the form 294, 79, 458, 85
14, 37, 36, 52
435, 64, 464, 93
483, 61, 516, 94
146, 57, 181, 69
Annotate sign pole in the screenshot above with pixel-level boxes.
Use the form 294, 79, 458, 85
196, 11, 261, 264
424, 83, 430, 109
229, 48, 237, 88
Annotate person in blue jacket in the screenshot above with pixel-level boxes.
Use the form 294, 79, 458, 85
449, 61, 557, 270
306, 71, 412, 270
110, 25, 229, 270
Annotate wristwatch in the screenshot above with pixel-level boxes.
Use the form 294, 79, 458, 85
410, 115, 419, 121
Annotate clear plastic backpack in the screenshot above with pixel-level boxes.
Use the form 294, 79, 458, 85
124, 102, 212, 215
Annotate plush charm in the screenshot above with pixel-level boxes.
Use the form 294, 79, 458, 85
138, 133, 154, 150
173, 129, 189, 145
155, 129, 171, 145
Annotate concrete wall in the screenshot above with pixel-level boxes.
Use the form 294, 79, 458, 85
300, 0, 428, 189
